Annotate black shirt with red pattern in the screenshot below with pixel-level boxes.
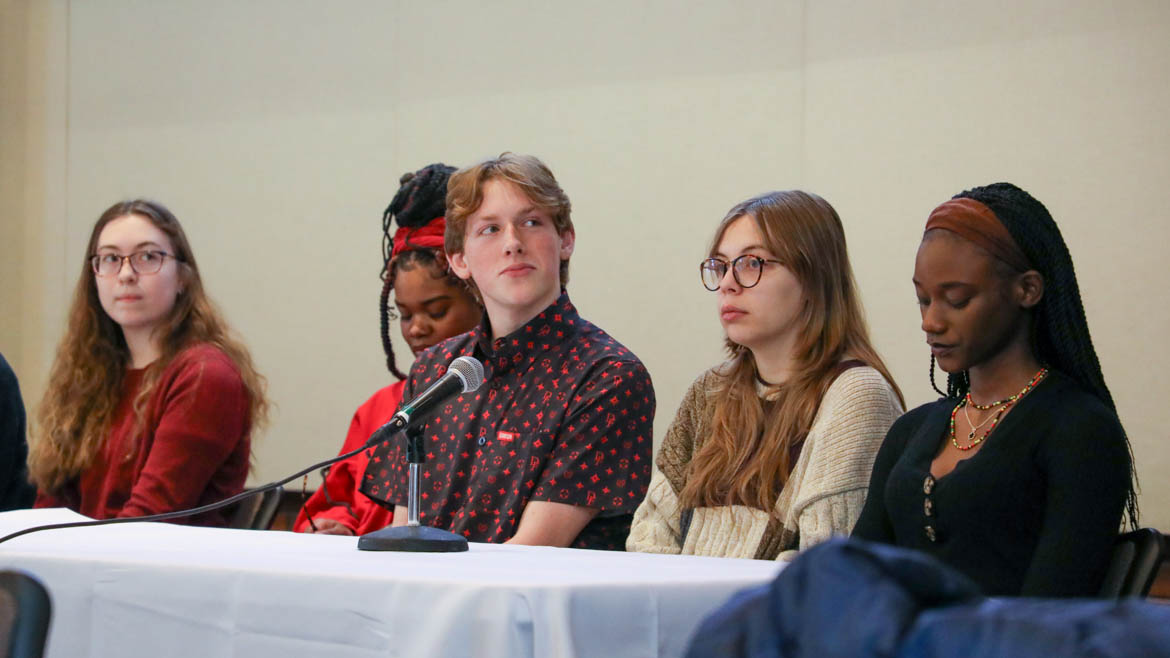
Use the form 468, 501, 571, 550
360, 293, 655, 550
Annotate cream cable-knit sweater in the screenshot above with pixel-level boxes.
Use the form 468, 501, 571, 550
627, 364, 903, 561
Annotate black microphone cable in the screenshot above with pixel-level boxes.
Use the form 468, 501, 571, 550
0, 434, 385, 547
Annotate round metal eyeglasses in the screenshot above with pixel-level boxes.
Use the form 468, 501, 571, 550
90, 250, 177, 277
700, 255, 783, 291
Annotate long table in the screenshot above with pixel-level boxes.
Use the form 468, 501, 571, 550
0, 509, 782, 657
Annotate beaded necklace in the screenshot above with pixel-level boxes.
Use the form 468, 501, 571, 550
949, 367, 1048, 451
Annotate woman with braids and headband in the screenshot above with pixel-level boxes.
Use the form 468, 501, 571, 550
853, 182, 1136, 597
295, 164, 481, 535
628, 190, 904, 560
30, 200, 268, 525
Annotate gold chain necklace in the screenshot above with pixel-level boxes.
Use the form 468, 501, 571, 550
949, 367, 1049, 451
962, 400, 1002, 437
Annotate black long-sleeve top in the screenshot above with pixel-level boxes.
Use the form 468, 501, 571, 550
852, 370, 1129, 597
1, 352, 35, 511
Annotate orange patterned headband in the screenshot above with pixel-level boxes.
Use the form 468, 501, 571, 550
924, 198, 1031, 272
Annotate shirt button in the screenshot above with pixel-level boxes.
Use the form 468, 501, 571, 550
924, 498, 934, 517
924, 525, 937, 542
477, 436, 487, 446
923, 475, 935, 495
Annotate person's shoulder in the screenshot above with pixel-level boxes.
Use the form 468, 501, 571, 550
352, 379, 407, 429
0, 352, 17, 389
166, 343, 244, 389
898, 397, 949, 420
815, 365, 904, 424
669, 363, 734, 416
404, 332, 477, 384
688, 361, 734, 392
171, 343, 239, 375
573, 317, 647, 370
404, 333, 478, 396
885, 397, 947, 437
1027, 373, 1130, 484
360, 380, 407, 408
1040, 370, 1117, 418
1036, 371, 1125, 441
414, 331, 476, 367
825, 364, 896, 399
144, 345, 249, 416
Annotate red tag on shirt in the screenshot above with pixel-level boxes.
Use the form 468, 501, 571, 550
497, 431, 516, 443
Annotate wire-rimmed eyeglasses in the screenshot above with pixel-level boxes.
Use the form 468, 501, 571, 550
700, 255, 783, 291
90, 250, 178, 277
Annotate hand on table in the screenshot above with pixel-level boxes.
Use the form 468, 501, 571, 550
307, 518, 355, 536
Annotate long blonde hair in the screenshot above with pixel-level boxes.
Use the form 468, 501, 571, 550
679, 191, 903, 514
29, 200, 269, 493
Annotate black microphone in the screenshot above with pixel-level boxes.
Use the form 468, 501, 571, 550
365, 355, 485, 446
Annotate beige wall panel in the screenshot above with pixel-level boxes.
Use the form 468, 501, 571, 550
392, 0, 807, 445
1, 0, 70, 414
58, 0, 806, 484
64, 0, 401, 479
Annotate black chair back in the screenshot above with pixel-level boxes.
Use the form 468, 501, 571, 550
1099, 528, 1165, 598
227, 490, 264, 529
227, 486, 284, 530
252, 486, 283, 530
0, 571, 51, 658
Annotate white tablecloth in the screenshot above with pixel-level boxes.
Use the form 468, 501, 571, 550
0, 509, 783, 658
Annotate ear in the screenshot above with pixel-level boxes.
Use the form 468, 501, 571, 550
559, 227, 576, 260
447, 251, 473, 281
1015, 270, 1044, 309
175, 265, 191, 296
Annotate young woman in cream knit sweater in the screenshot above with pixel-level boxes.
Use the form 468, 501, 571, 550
627, 191, 904, 560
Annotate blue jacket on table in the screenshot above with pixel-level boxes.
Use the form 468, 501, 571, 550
685, 539, 1170, 658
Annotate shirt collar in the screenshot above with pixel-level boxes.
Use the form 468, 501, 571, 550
473, 291, 580, 358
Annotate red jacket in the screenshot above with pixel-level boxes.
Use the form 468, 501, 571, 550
293, 381, 404, 535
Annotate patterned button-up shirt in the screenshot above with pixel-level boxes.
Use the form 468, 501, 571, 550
361, 293, 655, 550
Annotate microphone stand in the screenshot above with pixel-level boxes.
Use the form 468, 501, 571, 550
357, 424, 469, 552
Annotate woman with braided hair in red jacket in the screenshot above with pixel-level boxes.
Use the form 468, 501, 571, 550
295, 163, 482, 535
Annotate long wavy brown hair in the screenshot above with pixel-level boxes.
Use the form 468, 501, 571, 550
29, 200, 269, 493
679, 191, 903, 514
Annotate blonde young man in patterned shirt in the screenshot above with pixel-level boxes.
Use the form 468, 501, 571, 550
362, 153, 655, 549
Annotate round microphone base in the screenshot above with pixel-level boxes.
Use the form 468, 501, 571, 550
357, 524, 469, 552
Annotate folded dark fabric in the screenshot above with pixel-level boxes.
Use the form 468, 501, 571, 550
686, 539, 1170, 658
907, 597, 1170, 658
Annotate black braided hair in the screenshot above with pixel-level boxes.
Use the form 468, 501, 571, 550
929, 355, 965, 399
379, 163, 458, 380
939, 182, 1138, 529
